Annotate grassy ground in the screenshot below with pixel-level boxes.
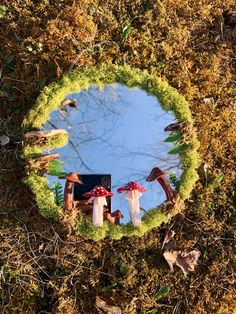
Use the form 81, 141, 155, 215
0, 0, 235, 313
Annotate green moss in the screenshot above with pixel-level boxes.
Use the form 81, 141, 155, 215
73, 208, 167, 241
108, 224, 124, 240
22, 133, 68, 162
44, 133, 69, 149
74, 216, 109, 241
179, 168, 199, 200
22, 145, 43, 160
141, 207, 168, 229
24, 173, 61, 220
179, 139, 201, 200
23, 64, 200, 240
181, 145, 200, 169
23, 65, 193, 129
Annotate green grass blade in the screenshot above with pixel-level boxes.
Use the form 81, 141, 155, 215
156, 285, 170, 300
48, 160, 64, 167
102, 283, 117, 293
168, 143, 189, 154
164, 131, 182, 142
47, 170, 67, 176
120, 25, 132, 45
208, 175, 224, 188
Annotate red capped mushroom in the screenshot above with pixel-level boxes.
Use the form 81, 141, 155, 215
83, 186, 113, 227
117, 182, 147, 227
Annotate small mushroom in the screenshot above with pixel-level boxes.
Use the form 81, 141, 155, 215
104, 210, 124, 225
117, 182, 147, 227
83, 186, 113, 227
146, 167, 175, 201
59, 173, 82, 213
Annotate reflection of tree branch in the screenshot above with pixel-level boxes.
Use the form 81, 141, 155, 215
55, 102, 120, 149
87, 90, 120, 116
73, 122, 117, 148
67, 119, 97, 126
113, 145, 180, 166
74, 136, 110, 147
112, 163, 180, 189
85, 86, 132, 117
123, 164, 180, 177
153, 111, 170, 123
47, 121, 92, 171
112, 148, 168, 163
131, 151, 168, 163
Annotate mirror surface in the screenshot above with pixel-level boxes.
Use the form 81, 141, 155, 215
43, 84, 182, 223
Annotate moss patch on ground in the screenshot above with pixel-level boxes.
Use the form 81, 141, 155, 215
0, 0, 235, 313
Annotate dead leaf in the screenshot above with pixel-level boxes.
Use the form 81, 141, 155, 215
176, 250, 200, 275
161, 228, 176, 251
38, 243, 44, 252
163, 250, 200, 276
163, 251, 177, 272
29, 154, 60, 163
61, 98, 77, 107
203, 97, 214, 104
96, 297, 122, 314
0, 135, 10, 146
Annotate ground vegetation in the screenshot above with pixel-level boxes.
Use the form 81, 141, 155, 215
0, 0, 235, 313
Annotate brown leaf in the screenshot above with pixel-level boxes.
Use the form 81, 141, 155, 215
28, 154, 60, 166
161, 228, 176, 251
164, 122, 182, 132
163, 250, 200, 276
61, 98, 77, 107
176, 250, 201, 275
96, 297, 122, 314
163, 251, 178, 272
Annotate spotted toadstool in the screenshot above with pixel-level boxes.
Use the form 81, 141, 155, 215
117, 182, 147, 227
83, 186, 113, 227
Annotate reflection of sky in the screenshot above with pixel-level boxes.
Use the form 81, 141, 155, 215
44, 84, 182, 223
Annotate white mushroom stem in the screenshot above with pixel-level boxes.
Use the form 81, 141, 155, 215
88, 196, 107, 227
125, 190, 142, 227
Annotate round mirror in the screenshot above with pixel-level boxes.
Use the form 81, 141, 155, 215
23, 65, 199, 240
43, 84, 181, 224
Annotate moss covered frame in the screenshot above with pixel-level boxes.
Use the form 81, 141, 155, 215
22, 64, 200, 240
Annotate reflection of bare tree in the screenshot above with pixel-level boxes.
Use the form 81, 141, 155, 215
86, 90, 121, 116
45, 85, 125, 171
44, 84, 181, 182
47, 120, 92, 171
110, 144, 181, 182
112, 164, 179, 189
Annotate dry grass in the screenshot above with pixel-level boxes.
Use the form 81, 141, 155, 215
0, 0, 235, 313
